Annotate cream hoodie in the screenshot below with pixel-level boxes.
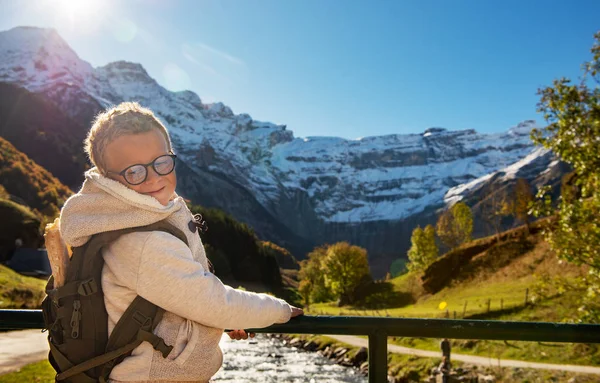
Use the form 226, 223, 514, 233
59, 168, 292, 383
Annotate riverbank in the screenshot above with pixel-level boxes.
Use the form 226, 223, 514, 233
277, 334, 600, 383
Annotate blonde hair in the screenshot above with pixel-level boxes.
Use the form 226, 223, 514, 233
84, 102, 173, 173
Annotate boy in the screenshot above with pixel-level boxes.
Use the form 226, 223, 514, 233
59, 102, 302, 382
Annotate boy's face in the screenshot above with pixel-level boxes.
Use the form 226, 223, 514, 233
103, 129, 177, 206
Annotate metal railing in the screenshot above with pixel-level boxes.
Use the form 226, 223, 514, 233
2, 309, 600, 382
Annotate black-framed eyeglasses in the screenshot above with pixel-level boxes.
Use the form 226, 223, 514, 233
106, 153, 177, 185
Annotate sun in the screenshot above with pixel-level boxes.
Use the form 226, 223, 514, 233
49, 0, 108, 29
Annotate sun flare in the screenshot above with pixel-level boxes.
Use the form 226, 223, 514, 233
48, 0, 108, 29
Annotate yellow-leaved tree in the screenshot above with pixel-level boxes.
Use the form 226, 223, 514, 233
436, 202, 473, 250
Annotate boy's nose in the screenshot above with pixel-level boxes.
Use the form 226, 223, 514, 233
145, 167, 161, 183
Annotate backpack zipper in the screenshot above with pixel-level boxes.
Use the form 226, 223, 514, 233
70, 300, 81, 338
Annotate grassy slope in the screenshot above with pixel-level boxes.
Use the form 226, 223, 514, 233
0, 264, 46, 309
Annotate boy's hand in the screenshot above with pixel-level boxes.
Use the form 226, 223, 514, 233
291, 306, 304, 317
227, 329, 255, 340
228, 306, 303, 340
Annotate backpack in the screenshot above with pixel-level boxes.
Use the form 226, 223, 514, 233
42, 221, 190, 383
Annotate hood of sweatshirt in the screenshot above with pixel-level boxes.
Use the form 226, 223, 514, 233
59, 167, 183, 247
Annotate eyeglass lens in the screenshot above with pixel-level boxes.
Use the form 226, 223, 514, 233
123, 155, 175, 185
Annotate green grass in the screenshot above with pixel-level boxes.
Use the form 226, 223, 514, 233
309, 277, 532, 318
307, 277, 600, 367
0, 360, 54, 383
0, 264, 46, 309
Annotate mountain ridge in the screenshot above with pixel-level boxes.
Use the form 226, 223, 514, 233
0, 26, 553, 275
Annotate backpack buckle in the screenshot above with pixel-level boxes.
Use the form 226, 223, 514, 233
77, 279, 98, 296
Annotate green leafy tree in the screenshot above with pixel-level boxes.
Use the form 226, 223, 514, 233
298, 245, 334, 307
531, 31, 600, 322
436, 202, 473, 249
323, 242, 371, 305
407, 225, 438, 272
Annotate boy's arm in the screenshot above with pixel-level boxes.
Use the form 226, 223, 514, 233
132, 231, 292, 329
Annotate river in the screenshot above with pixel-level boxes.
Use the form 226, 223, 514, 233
213, 334, 367, 383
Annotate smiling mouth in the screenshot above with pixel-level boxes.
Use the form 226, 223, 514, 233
146, 187, 164, 195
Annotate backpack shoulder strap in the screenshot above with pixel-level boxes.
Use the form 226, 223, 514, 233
98, 221, 189, 380
51, 220, 190, 382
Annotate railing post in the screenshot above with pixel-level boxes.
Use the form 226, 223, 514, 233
368, 329, 387, 383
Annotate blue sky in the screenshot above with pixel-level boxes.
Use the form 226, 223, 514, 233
1, 0, 599, 139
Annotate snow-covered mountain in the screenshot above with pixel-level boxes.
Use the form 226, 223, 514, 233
0, 26, 550, 273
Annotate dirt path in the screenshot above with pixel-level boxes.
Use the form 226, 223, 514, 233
329, 335, 600, 375
0, 329, 49, 375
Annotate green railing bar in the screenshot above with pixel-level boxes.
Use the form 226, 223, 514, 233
368, 329, 387, 383
3, 310, 600, 383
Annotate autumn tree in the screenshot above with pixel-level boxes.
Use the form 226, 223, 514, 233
531, 31, 600, 322
514, 178, 534, 230
480, 184, 514, 237
323, 242, 371, 305
407, 224, 438, 272
436, 202, 473, 249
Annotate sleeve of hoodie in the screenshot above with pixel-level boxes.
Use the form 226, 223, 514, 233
128, 231, 292, 330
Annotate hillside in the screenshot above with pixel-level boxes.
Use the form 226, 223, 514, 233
308, 223, 598, 372
399, 221, 587, 319
315, 220, 587, 317
0, 137, 72, 261
0, 83, 89, 188
0, 137, 72, 218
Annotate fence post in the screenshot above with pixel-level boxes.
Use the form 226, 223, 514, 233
525, 288, 529, 306
368, 330, 388, 383
462, 301, 468, 318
